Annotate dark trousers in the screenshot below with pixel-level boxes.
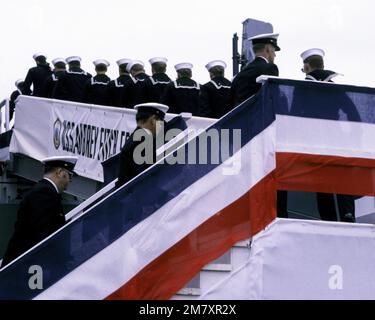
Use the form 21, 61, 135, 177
317, 193, 356, 222
277, 190, 288, 218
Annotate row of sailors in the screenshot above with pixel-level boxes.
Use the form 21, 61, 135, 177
10, 54, 233, 119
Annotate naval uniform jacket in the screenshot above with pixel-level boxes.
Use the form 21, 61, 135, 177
121, 73, 149, 109
231, 57, 279, 106
22, 64, 52, 97
9, 88, 22, 120
42, 71, 66, 99
305, 69, 339, 82
116, 127, 157, 188
160, 77, 201, 116
52, 67, 92, 102
200, 76, 232, 118
106, 74, 133, 107
138, 73, 171, 103
82, 74, 111, 106
1, 179, 66, 267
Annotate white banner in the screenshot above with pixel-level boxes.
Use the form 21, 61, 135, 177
10, 96, 215, 182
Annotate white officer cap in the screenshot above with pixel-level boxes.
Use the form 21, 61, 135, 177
42, 156, 78, 173
205, 60, 227, 71
134, 103, 169, 119
116, 58, 132, 66
149, 57, 168, 65
33, 53, 47, 60
248, 33, 280, 51
301, 48, 325, 62
66, 56, 82, 64
126, 60, 145, 73
93, 59, 110, 67
15, 79, 24, 87
175, 62, 193, 71
52, 58, 66, 66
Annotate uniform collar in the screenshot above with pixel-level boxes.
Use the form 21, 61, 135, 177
256, 56, 269, 63
43, 177, 60, 194
306, 69, 339, 82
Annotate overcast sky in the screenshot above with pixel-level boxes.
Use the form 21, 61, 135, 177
1, 0, 374, 99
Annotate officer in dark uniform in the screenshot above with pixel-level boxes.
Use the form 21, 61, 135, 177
231, 33, 280, 106
121, 60, 149, 108
9, 79, 24, 120
231, 33, 283, 217
52, 56, 92, 102
41, 58, 66, 98
160, 62, 201, 115
116, 103, 169, 187
200, 60, 232, 118
138, 57, 171, 103
82, 59, 111, 106
22, 53, 52, 97
106, 58, 132, 107
1, 156, 77, 268
293, 48, 359, 223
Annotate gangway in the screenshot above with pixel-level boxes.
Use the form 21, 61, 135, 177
1, 78, 375, 299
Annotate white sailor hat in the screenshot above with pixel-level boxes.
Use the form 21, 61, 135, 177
42, 156, 78, 173
149, 57, 168, 65
126, 60, 145, 73
15, 79, 24, 87
93, 59, 110, 67
33, 53, 47, 60
52, 58, 66, 66
205, 60, 227, 71
66, 56, 82, 64
301, 48, 325, 62
116, 58, 132, 66
248, 33, 280, 51
134, 103, 169, 119
175, 62, 193, 71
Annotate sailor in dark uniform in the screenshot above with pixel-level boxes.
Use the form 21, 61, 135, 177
200, 60, 232, 118
41, 58, 66, 98
121, 60, 149, 108
82, 59, 111, 106
138, 57, 171, 103
9, 79, 24, 120
22, 53, 52, 97
52, 56, 92, 102
160, 62, 201, 116
231, 33, 280, 106
106, 58, 132, 107
302, 48, 340, 83
1, 156, 77, 268
116, 103, 169, 187
293, 48, 359, 223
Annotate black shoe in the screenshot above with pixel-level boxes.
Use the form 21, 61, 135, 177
342, 213, 356, 223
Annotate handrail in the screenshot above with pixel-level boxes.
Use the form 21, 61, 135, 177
65, 179, 117, 221
62, 119, 194, 222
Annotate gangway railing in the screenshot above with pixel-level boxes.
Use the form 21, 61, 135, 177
66, 117, 193, 222
65, 179, 117, 221
0, 120, 193, 273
